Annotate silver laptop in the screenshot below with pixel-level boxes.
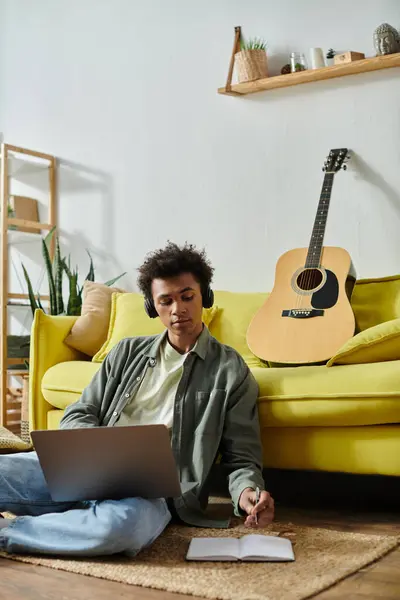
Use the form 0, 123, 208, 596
31, 424, 182, 502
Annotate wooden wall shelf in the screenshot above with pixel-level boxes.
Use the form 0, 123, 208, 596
7, 218, 53, 232
218, 52, 400, 96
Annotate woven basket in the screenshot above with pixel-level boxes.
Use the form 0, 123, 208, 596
0, 426, 32, 454
20, 375, 32, 445
235, 49, 268, 83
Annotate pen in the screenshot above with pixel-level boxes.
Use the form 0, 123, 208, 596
255, 486, 260, 525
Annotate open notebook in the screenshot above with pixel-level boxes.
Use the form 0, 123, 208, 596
186, 534, 295, 562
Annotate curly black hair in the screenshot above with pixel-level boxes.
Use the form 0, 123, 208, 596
137, 241, 214, 298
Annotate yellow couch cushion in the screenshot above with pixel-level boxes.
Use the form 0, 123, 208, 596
43, 348, 400, 429
208, 291, 268, 368
93, 292, 219, 363
327, 318, 400, 367
351, 274, 400, 331
42, 359, 400, 431
42, 361, 101, 409
253, 360, 400, 427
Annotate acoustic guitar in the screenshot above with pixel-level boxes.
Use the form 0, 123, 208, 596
247, 148, 356, 365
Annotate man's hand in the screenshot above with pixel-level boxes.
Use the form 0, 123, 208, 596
239, 487, 275, 528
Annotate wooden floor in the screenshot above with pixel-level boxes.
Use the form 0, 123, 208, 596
1, 470, 400, 599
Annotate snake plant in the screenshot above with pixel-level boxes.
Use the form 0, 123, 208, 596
22, 227, 126, 317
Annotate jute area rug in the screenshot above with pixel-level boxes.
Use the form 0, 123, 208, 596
1, 507, 399, 600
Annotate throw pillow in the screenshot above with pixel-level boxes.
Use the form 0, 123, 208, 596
209, 291, 269, 368
351, 274, 400, 332
64, 281, 125, 357
327, 317, 400, 367
92, 292, 219, 363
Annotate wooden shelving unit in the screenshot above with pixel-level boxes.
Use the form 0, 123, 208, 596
218, 52, 400, 96
0, 143, 57, 428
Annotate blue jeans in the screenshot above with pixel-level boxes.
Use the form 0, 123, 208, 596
0, 452, 171, 557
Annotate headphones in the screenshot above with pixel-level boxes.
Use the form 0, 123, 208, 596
144, 285, 214, 319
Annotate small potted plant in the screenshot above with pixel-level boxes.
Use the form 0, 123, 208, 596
7, 203, 17, 230
326, 48, 336, 66
235, 36, 268, 83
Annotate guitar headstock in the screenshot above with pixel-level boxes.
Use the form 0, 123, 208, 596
322, 148, 350, 173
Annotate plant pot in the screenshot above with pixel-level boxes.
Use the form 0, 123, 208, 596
7, 335, 30, 359
235, 49, 268, 83
7, 335, 30, 371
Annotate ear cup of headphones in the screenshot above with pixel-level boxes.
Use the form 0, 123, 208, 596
202, 286, 214, 309
144, 296, 158, 319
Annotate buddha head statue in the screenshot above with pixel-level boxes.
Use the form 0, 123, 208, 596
373, 23, 400, 56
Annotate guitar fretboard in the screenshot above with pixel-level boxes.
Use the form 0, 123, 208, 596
305, 172, 334, 268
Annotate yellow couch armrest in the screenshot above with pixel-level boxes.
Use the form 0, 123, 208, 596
29, 310, 88, 431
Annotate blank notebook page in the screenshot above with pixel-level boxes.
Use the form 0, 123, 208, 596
187, 537, 240, 560
240, 534, 295, 561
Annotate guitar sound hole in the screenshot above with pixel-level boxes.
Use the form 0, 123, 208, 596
297, 269, 323, 291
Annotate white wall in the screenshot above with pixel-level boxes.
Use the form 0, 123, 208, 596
1, 0, 400, 313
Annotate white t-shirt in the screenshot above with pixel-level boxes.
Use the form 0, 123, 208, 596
115, 339, 188, 429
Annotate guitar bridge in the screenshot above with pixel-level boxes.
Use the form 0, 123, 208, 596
282, 309, 324, 318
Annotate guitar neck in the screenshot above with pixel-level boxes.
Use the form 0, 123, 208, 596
305, 172, 335, 268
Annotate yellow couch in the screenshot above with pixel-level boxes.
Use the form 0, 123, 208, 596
29, 280, 400, 477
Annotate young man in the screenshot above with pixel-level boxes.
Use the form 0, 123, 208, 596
0, 242, 274, 557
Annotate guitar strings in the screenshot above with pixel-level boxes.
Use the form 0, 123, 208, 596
308, 171, 332, 295
298, 167, 333, 314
